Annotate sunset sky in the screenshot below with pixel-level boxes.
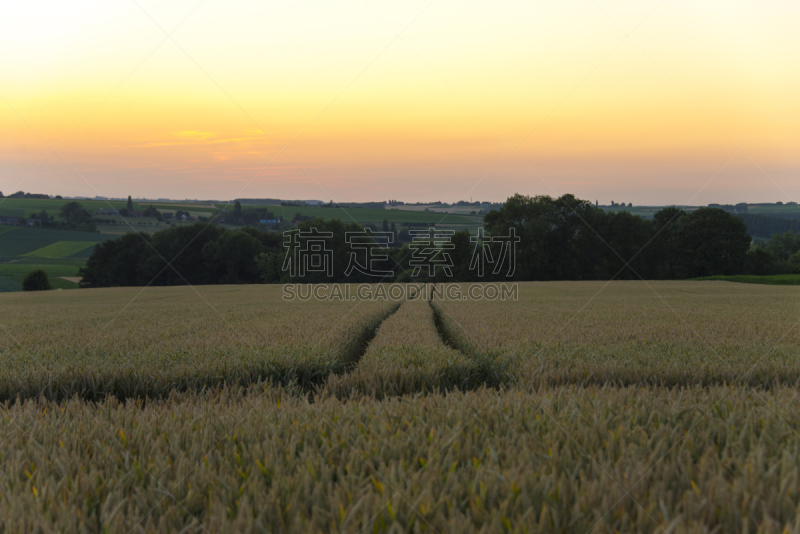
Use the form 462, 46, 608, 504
1, 1, 799, 204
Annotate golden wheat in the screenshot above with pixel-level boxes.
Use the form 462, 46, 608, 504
3, 280, 799, 533
0, 285, 396, 400
433, 281, 800, 387
3, 385, 800, 532
327, 295, 486, 397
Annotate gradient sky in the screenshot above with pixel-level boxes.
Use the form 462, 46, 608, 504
1, 1, 799, 204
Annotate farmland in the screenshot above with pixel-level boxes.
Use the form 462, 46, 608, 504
0, 196, 482, 226
0, 228, 114, 291
0, 197, 218, 218
253, 204, 481, 226
2, 281, 800, 532
0, 198, 485, 294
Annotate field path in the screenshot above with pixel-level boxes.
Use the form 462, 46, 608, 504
326, 293, 503, 397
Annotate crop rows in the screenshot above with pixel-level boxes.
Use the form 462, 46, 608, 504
3, 281, 800, 532
4, 385, 800, 532
328, 294, 493, 398
0, 286, 396, 401
433, 281, 800, 388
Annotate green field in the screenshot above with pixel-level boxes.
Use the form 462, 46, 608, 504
0, 197, 483, 225
1, 196, 483, 234
693, 273, 800, 285
601, 203, 800, 220
0, 260, 83, 290
0, 197, 218, 218
231, 202, 483, 225
22, 240, 97, 258
0, 227, 106, 291
747, 204, 800, 217
2, 282, 799, 531
0, 275, 20, 291
0, 227, 108, 259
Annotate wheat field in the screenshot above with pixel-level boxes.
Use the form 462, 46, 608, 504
2, 281, 799, 533
433, 281, 800, 388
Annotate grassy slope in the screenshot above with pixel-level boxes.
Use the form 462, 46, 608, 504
232, 202, 481, 225
22, 240, 97, 258
0, 227, 109, 258
0, 262, 82, 292
748, 204, 800, 216
1, 197, 481, 225
0, 275, 21, 292
0, 197, 217, 217
693, 274, 800, 285
0, 228, 102, 291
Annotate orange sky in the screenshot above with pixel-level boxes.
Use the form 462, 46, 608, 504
1, 1, 799, 204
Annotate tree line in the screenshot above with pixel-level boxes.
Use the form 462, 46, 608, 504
79, 193, 800, 288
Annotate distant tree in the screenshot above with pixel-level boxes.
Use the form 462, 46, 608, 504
233, 201, 242, 220
80, 233, 151, 287
650, 207, 687, 279
676, 208, 751, 277
143, 204, 161, 219
0, 191, 3, 198
60, 201, 95, 231
54, 195, 62, 199
598, 210, 654, 279
764, 231, 800, 261
118, 208, 129, 217
22, 269, 52, 291
127, 196, 133, 211
738, 214, 800, 240
484, 193, 605, 281
748, 247, 779, 275
203, 229, 264, 283
382, 219, 389, 232
255, 251, 285, 283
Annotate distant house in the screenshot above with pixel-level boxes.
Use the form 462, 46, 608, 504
96, 208, 119, 216
259, 219, 279, 224
26, 218, 41, 227
129, 211, 144, 217
0, 216, 22, 225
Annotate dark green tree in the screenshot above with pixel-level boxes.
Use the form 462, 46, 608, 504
143, 205, 161, 218
676, 208, 751, 277
650, 207, 687, 279
22, 269, 52, 291
59, 201, 95, 230
484, 193, 607, 281
127, 196, 134, 211
233, 201, 242, 220
79, 233, 152, 287
203, 229, 264, 284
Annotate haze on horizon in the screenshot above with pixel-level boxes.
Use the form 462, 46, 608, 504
1, 1, 798, 206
